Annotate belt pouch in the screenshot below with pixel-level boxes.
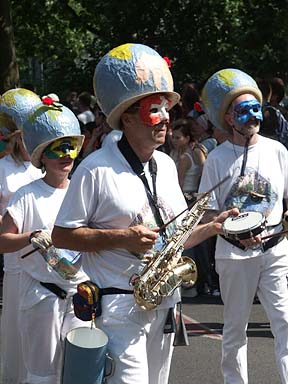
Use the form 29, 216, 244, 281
73, 280, 102, 321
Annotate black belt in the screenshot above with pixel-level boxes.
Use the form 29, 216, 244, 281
40, 282, 67, 299
40, 283, 133, 300
101, 287, 134, 295
220, 234, 285, 252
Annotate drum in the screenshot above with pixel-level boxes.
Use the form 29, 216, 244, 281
222, 211, 266, 241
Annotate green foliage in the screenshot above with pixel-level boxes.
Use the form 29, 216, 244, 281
9, 0, 288, 97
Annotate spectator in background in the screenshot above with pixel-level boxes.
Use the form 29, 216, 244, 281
211, 120, 232, 144
181, 82, 201, 117
93, 103, 106, 127
257, 77, 288, 149
63, 90, 79, 115
158, 103, 183, 154
188, 104, 217, 153
170, 118, 201, 199
81, 121, 101, 152
269, 77, 288, 119
77, 91, 95, 124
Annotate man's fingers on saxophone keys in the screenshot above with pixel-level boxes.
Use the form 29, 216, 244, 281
127, 225, 158, 253
129, 225, 159, 240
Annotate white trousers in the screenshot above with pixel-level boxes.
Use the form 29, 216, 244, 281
19, 295, 86, 384
216, 252, 288, 384
0, 272, 26, 384
96, 307, 174, 384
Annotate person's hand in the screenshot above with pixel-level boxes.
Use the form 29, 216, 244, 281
213, 208, 240, 235
30, 229, 52, 251
126, 225, 159, 254
239, 234, 262, 249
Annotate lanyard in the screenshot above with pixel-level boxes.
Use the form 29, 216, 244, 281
118, 134, 167, 238
240, 137, 250, 176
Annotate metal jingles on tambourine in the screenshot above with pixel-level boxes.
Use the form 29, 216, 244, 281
222, 211, 266, 241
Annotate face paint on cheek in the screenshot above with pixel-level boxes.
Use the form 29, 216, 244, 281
139, 95, 170, 126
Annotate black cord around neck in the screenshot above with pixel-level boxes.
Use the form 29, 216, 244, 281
118, 134, 166, 237
240, 136, 251, 176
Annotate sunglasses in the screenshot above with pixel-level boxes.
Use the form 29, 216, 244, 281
44, 138, 78, 159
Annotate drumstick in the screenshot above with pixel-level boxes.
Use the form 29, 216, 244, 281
21, 248, 39, 259
159, 175, 230, 231
261, 229, 288, 241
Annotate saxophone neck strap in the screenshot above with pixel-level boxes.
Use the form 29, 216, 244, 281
118, 134, 166, 236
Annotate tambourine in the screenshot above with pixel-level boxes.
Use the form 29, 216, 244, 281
222, 211, 266, 241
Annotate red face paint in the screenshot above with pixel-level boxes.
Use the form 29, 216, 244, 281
139, 95, 170, 126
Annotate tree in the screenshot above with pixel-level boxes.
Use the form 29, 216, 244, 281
2, 0, 288, 97
0, 0, 19, 94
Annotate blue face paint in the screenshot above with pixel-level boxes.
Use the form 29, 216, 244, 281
233, 100, 263, 125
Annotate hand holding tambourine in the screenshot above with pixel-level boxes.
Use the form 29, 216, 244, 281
222, 211, 266, 248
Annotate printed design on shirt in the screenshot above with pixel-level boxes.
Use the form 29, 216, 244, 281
224, 167, 277, 217
130, 196, 177, 259
41, 247, 82, 280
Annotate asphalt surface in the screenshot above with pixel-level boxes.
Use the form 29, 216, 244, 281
0, 284, 281, 384
169, 294, 280, 384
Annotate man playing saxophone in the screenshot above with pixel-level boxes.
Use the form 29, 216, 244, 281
52, 43, 237, 384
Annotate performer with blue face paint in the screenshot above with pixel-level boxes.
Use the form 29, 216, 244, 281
199, 69, 288, 384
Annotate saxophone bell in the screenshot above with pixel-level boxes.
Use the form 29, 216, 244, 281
158, 256, 197, 296
177, 256, 198, 287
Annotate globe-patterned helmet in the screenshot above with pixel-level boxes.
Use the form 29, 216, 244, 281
201, 68, 262, 131
94, 43, 180, 129
23, 98, 84, 168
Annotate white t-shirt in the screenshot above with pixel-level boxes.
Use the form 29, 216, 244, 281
199, 135, 288, 259
0, 154, 42, 273
181, 150, 202, 193
7, 178, 88, 310
55, 141, 187, 314
101, 129, 122, 148
77, 110, 95, 124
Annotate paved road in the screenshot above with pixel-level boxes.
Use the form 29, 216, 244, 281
0, 290, 281, 384
169, 294, 280, 384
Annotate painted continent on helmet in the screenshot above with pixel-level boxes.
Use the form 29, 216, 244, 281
0, 89, 39, 108
135, 52, 173, 90
109, 43, 134, 60
217, 69, 237, 87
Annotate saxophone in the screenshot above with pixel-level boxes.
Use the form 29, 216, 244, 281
131, 193, 210, 310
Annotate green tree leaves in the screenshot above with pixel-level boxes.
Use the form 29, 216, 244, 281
3, 0, 288, 96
